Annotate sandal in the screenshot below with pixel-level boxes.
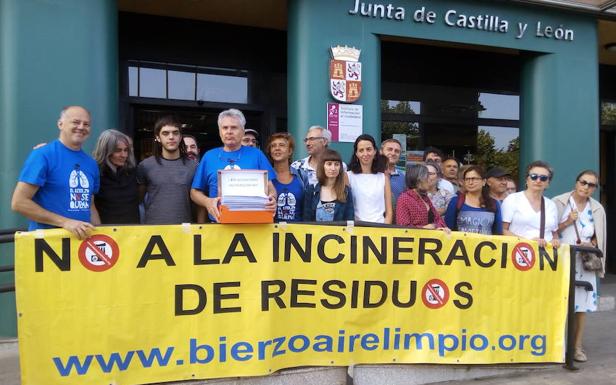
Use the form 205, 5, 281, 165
574, 347, 587, 362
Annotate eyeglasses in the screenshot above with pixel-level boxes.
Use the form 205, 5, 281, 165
578, 179, 598, 188
528, 173, 550, 182
303, 136, 324, 143
464, 177, 483, 183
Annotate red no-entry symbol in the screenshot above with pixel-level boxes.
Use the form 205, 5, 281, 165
421, 279, 450, 309
78, 234, 120, 272
511, 242, 535, 271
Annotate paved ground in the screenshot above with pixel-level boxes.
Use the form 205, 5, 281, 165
437, 310, 616, 385
439, 274, 616, 385
2, 276, 615, 385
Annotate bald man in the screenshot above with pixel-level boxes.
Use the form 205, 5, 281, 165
12, 106, 100, 239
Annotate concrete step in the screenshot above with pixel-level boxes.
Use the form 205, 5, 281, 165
0, 339, 19, 385
353, 364, 558, 385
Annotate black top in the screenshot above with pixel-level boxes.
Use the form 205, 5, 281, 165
95, 166, 140, 224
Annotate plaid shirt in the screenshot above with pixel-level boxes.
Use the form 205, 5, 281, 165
396, 189, 446, 228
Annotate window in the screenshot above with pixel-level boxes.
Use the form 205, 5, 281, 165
381, 41, 521, 178
127, 61, 248, 103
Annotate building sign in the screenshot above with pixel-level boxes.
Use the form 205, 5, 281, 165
329, 45, 362, 103
327, 102, 363, 142
347, 1, 575, 41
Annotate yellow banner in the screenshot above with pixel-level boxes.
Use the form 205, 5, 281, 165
15, 224, 570, 385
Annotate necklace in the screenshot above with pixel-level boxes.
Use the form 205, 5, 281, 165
218, 147, 243, 170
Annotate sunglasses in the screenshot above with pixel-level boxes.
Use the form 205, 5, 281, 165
528, 173, 550, 182
578, 179, 598, 188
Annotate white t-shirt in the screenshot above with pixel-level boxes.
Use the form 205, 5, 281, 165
438, 178, 455, 194
347, 171, 386, 223
501, 191, 558, 241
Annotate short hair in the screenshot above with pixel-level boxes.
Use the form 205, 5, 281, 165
442, 156, 459, 165
183, 134, 197, 142
307, 125, 332, 142
406, 164, 429, 189
218, 108, 246, 129
92, 129, 136, 171
425, 159, 443, 178
526, 160, 554, 180
348, 134, 387, 174
265, 133, 295, 165
153, 115, 187, 164
381, 138, 402, 150
59, 105, 91, 120
575, 169, 599, 182
423, 146, 444, 161
316, 149, 347, 202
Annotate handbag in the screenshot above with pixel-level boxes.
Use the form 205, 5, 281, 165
570, 202, 602, 272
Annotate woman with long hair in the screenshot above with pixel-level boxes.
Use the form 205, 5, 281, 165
265, 133, 304, 222
501, 160, 560, 248
303, 149, 354, 221
396, 164, 448, 230
444, 165, 503, 235
347, 134, 393, 223
553, 170, 606, 362
92, 129, 140, 224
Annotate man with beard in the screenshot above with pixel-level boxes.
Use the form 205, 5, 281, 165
183, 135, 200, 162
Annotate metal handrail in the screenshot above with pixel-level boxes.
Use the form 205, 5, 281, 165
564, 244, 604, 371
0, 228, 24, 295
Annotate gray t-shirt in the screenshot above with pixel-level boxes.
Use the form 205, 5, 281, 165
137, 156, 197, 224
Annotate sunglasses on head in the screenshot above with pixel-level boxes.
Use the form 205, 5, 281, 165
578, 179, 598, 188
528, 173, 549, 182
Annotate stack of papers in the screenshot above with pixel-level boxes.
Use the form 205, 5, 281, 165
221, 195, 270, 211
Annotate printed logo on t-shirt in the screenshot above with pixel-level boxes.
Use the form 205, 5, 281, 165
277, 191, 297, 220
457, 211, 495, 235
69, 164, 90, 210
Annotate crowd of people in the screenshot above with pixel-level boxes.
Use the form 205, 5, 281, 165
10, 105, 607, 363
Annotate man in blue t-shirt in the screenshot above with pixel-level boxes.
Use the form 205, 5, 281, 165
11, 106, 100, 239
191, 109, 277, 222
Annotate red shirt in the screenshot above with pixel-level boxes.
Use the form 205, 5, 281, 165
396, 189, 446, 228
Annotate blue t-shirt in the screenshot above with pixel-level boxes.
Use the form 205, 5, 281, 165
192, 146, 276, 198
18, 139, 100, 230
444, 195, 503, 235
272, 175, 304, 222
390, 170, 406, 202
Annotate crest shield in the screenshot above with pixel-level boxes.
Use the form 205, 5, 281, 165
329, 46, 362, 103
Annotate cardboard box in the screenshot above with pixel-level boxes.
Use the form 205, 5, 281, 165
218, 205, 274, 224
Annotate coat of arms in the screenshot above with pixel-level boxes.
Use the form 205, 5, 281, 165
329, 45, 362, 103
